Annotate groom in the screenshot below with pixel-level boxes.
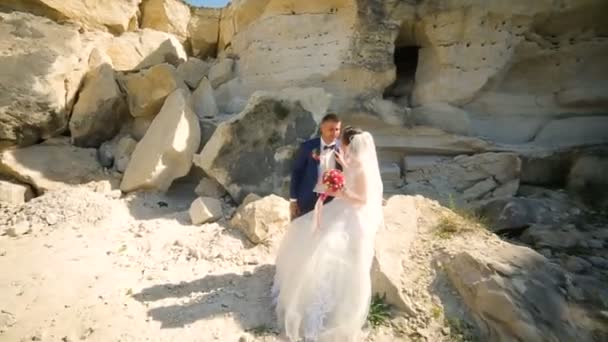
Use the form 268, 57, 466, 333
289, 113, 342, 220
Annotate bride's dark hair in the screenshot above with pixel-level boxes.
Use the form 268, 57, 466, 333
341, 126, 363, 146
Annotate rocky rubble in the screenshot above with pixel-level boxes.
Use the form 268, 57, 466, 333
372, 195, 608, 341
402, 152, 521, 207
0, 188, 117, 237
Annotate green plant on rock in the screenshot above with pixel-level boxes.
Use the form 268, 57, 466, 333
368, 293, 392, 328
445, 317, 476, 342
247, 324, 276, 336
434, 199, 488, 239
431, 305, 443, 320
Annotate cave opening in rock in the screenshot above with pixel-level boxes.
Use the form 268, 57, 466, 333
384, 45, 420, 107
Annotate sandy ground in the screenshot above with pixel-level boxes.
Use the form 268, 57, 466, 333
0, 186, 402, 342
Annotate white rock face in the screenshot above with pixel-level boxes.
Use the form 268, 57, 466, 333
141, 0, 191, 42
102, 29, 188, 71
189, 8, 221, 59
0, 0, 141, 34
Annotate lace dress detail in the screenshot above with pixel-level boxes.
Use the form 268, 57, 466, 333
273, 147, 380, 341
302, 275, 335, 341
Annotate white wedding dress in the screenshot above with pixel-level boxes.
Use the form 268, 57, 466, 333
272, 132, 383, 342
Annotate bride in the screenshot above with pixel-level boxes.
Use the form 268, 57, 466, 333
272, 126, 383, 341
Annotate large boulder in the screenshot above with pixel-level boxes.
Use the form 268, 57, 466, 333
188, 7, 221, 59
230, 194, 290, 244
478, 197, 576, 234
445, 245, 594, 341
191, 77, 219, 119
194, 177, 227, 198
567, 154, 608, 209
120, 89, 200, 192
177, 57, 211, 89
403, 153, 521, 207
103, 29, 187, 71
371, 195, 419, 315
0, 0, 141, 34
371, 125, 491, 158
114, 135, 138, 173
0, 12, 89, 148
208, 58, 235, 89
193, 87, 330, 202
519, 150, 574, 186
532, 117, 608, 148
141, 0, 191, 42
0, 178, 34, 205
119, 63, 188, 118
0, 142, 110, 194
411, 102, 471, 136
69, 64, 128, 147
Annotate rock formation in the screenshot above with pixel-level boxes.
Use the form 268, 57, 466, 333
0, 2, 607, 339
194, 87, 330, 202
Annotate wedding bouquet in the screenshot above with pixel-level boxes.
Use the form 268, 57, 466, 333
319, 169, 345, 201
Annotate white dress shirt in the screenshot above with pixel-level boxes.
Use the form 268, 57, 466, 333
314, 139, 337, 193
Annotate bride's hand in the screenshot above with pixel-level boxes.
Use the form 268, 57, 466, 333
325, 188, 344, 198
335, 150, 347, 168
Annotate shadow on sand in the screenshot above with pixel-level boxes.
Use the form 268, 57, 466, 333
133, 264, 278, 333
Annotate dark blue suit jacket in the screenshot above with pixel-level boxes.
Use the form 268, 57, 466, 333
290, 138, 341, 215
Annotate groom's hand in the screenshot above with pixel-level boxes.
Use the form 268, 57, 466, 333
290, 201, 300, 220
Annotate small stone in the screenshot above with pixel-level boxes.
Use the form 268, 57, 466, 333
97, 142, 114, 167
588, 256, 608, 269
7, 221, 31, 236
45, 213, 58, 225
107, 190, 122, 199
189, 197, 223, 224
567, 282, 585, 301
564, 255, 592, 273
588, 239, 604, 249
441, 327, 450, 335
539, 249, 552, 258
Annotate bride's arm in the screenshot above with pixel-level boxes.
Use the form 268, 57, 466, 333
338, 163, 368, 206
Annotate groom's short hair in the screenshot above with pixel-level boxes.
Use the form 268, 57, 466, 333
321, 113, 340, 123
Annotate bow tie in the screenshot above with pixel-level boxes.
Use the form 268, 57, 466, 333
323, 144, 336, 150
